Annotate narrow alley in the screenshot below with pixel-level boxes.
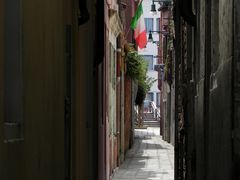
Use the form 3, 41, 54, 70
112, 128, 174, 180
2, 0, 240, 180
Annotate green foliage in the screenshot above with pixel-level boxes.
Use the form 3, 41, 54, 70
125, 51, 148, 81
139, 76, 156, 94
125, 50, 157, 106
135, 77, 156, 106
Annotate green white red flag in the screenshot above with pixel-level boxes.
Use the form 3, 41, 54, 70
130, 1, 147, 49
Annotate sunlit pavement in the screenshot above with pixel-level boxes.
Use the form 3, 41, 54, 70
112, 127, 174, 180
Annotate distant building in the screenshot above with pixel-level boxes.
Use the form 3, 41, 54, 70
138, 0, 160, 108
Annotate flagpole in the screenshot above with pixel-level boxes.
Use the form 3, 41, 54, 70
125, 0, 143, 39
139, 0, 143, 5
125, 28, 130, 39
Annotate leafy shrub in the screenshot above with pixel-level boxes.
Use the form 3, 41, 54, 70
125, 50, 156, 106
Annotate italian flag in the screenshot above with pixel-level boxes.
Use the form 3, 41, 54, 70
130, 1, 147, 49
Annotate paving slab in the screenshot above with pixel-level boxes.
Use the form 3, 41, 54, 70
112, 127, 174, 180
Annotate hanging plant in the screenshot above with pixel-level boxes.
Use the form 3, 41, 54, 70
125, 50, 147, 81
124, 44, 156, 106
135, 77, 156, 106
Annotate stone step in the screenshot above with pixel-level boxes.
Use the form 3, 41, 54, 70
143, 113, 155, 119
143, 121, 160, 127
144, 118, 158, 121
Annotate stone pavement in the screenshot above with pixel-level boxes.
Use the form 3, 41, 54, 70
112, 127, 174, 180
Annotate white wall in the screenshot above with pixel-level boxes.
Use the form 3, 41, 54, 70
147, 71, 159, 92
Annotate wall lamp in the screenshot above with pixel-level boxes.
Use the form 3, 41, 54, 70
150, 0, 172, 15
152, 41, 160, 46
148, 30, 169, 42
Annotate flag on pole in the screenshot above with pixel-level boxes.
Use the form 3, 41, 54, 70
130, 1, 147, 49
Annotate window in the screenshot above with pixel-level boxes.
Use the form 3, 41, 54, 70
143, 55, 154, 70
146, 93, 154, 101
156, 18, 160, 31
4, 0, 24, 143
144, 18, 153, 32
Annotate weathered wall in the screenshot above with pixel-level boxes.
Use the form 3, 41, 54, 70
124, 76, 132, 153
206, 0, 233, 179
233, 0, 240, 179
170, 81, 175, 145
176, 0, 234, 179
124, 0, 134, 42
123, 0, 135, 155
195, 0, 233, 179
194, 1, 206, 180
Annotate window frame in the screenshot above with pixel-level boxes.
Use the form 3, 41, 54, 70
142, 55, 154, 70
144, 18, 154, 32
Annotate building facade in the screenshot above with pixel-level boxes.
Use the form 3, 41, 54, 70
1, 0, 101, 179
174, 0, 240, 179
1, 0, 139, 180
138, 0, 160, 108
